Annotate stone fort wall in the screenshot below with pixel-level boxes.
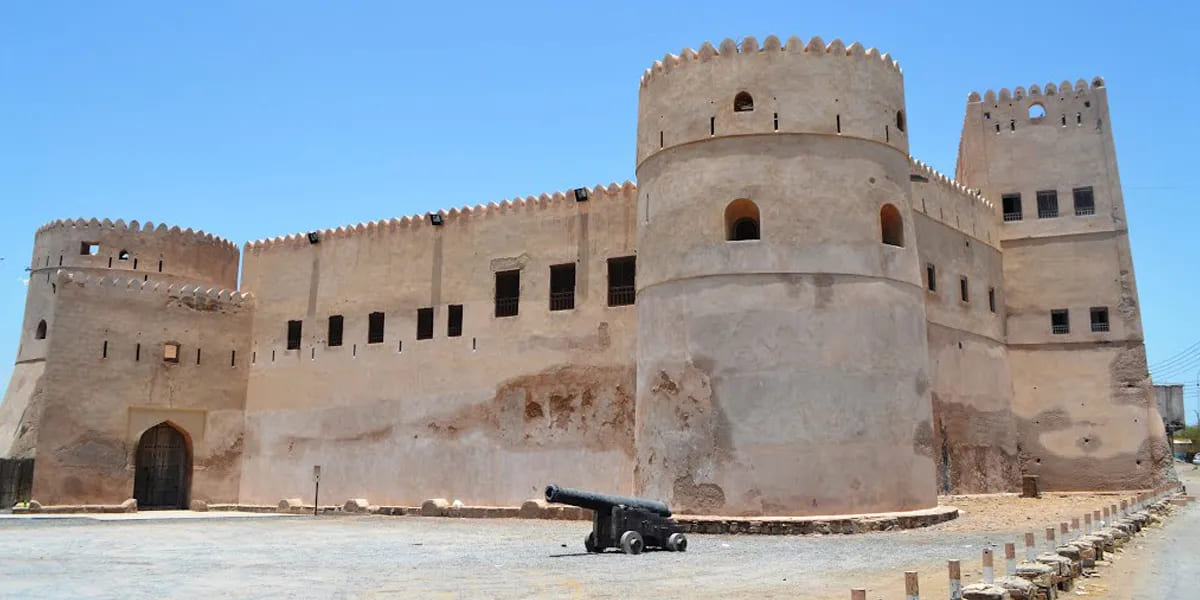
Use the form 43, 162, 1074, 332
236, 183, 639, 506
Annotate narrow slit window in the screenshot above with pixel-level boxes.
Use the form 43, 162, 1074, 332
447, 304, 463, 337
231, 350, 237, 367
959, 276, 969, 303
895, 110, 905, 132
286, 320, 302, 350
196, 348, 201, 365
157, 260, 163, 272
102, 340, 108, 358
417, 307, 434, 340
773, 112, 779, 131
1002, 193, 1022, 221
1037, 190, 1059, 218
1073, 186, 1095, 216
495, 270, 520, 317
163, 343, 180, 363
328, 315, 344, 347
1090, 306, 1109, 332
549, 264, 576, 311
368, 312, 385, 344
709, 116, 715, 136
926, 264, 936, 292
988, 287, 996, 313
659, 130, 663, 148
608, 256, 636, 307
1051, 309, 1070, 334
136, 343, 141, 361
836, 114, 841, 133
35, 320, 47, 340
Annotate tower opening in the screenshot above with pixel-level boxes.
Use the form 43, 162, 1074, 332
733, 91, 754, 112
880, 204, 904, 247
725, 199, 760, 241
34, 320, 47, 340
895, 110, 905, 132
1028, 103, 1046, 119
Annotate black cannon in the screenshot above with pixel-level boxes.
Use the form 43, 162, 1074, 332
545, 484, 687, 555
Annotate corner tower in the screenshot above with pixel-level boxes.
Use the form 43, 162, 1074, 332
633, 36, 937, 516
956, 80, 1172, 490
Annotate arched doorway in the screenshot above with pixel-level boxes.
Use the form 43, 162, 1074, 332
133, 422, 190, 509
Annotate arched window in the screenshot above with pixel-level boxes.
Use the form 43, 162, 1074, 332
895, 110, 905, 132
734, 91, 754, 112
35, 320, 47, 340
118, 250, 130, 260
880, 204, 904, 247
1028, 103, 1046, 119
725, 199, 760, 241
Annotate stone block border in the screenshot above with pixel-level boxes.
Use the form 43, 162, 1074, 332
674, 505, 960, 535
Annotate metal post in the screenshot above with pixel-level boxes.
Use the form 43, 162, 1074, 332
313, 464, 321, 517
948, 560, 962, 600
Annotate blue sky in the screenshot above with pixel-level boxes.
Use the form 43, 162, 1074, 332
1, 1, 1198, 422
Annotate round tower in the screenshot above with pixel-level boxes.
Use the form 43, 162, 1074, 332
633, 35, 936, 516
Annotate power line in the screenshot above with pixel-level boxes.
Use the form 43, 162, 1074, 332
1149, 340, 1200, 370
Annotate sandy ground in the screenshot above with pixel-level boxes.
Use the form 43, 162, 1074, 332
0, 474, 1189, 599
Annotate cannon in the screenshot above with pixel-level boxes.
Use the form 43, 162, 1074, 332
545, 484, 687, 555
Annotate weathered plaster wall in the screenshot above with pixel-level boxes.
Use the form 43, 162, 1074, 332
31, 272, 252, 505
633, 37, 935, 516
237, 184, 638, 506
956, 80, 1171, 490
911, 173, 1018, 493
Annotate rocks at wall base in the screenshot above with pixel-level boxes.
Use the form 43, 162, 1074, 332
519, 499, 548, 519
120, 498, 137, 513
421, 498, 450, 517
189, 499, 208, 512
993, 576, 1035, 600
343, 498, 370, 513
961, 583, 1011, 599
278, 498, 304, 513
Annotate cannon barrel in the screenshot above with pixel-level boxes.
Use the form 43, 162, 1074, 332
544, 484, 672, 517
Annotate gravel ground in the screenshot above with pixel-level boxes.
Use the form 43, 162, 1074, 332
1, 478, 1189, 600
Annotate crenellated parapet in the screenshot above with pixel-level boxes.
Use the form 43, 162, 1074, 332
57, 270, 253, 306
244, 181, 637, 253
637, 34, 908, 166
967, 77, 1105, 104
36, 218, 237, 250
910, 157, 999, 246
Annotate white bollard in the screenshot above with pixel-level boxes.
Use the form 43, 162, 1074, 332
1004, 542, 1016, 576
1025, 532, 1036, 561
905, 571, 919, 600
982, 548, 994, 584
948, 560, 962, 600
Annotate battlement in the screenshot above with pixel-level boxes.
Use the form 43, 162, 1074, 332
57, 270, 252, 306
244, 181, 637, 252
909, 157, 992, 211
36, 218, 237, 251
967, 77, 1105, 104
640, 35, 901, 89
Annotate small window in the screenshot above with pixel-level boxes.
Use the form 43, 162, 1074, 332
1002, 194, 1022, 222
1037, 190, 1059, 218
549, 264, 576, 311
959, 276, 969, 303
926, 264, 936, 292
608, 256, 636, 306
80, 242, 99, 256
163, 342, 180, 363
495, 270, 520, 317
417, 308, 434, 340
734, 91, 754, 112
368, 312, 385, 344
328, 315, 344, 347
895, 110, 905, 132
1090, 307, 1109, 332
880, 204, 903, 247
988, 287, 996, 313
725, 199, 760, 241
1028, 103, 1046, 119
118, 250, 130, 260
286, 320, 302, 350
1073, 187, 1095, 216
1051, 309, 1070, 335
447, 304, 463, 337
34, 319, 47, 340
136, 343, 142, 361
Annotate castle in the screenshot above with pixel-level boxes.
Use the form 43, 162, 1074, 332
0, 35, 1172, 516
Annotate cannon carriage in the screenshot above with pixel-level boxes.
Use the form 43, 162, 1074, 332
545, 484, 688, 555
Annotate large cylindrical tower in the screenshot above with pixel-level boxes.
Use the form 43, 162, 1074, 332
634, 35, 936, 516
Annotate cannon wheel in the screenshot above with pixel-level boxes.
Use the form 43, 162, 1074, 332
666, 532, 688, 552
619, 530, 644, 555
584, 532, 602, 553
